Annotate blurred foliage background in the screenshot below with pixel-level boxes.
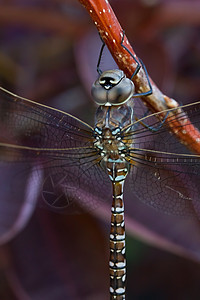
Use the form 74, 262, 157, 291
0, 0, 200, 299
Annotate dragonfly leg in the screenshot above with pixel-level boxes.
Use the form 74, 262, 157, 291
97, 34, 106, 75
120, 30, 153, 97
135, 111, 169, 132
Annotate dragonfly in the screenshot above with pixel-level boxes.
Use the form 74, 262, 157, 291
1, 69, 200, 300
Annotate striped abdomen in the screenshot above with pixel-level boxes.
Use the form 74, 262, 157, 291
107, 163, 128, 299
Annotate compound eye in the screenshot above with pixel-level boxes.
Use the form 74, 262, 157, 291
108, 78, 135, 105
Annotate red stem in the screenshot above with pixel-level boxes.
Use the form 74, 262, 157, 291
79, 0, 200, 154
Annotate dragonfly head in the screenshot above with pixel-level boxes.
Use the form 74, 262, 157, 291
91, 70, 135, 106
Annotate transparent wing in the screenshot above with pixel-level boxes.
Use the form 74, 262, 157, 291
0, 87, 112, 213
0, 87, 93, 149
123, 100, 200, 217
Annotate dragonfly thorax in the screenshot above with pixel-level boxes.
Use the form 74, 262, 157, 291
94, 127, 128, 162
94, 126, 130, 182
91, 69, 135, 106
